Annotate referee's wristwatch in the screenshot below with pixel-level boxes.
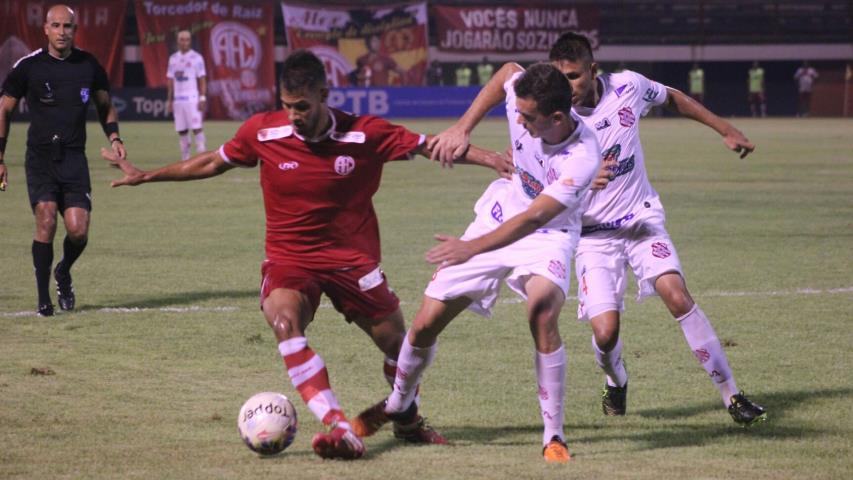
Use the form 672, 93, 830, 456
111, 137, 123, 145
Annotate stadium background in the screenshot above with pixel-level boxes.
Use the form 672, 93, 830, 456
1, 0, 851, 121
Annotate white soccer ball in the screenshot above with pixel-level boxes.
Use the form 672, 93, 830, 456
237, 392, 298, 455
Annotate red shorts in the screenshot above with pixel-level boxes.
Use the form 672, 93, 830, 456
260, 261, 400, 322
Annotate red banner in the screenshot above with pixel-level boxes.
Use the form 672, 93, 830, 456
135, 0, 276, 120
0, 0, 127, 86
433, 5, 600, 55
281, 2, 428, 87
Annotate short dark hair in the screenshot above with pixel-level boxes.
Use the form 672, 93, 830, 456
280, 50, 327, 92
513, 63, 573, 116
549, 32, 594, 65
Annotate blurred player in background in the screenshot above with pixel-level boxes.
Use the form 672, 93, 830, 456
688, 62, 704, 103
748, 61, 766, 117
166, 30, 206, 160
354, 63, 605, 463
547, 32, 766, 426
104, 50, 507, 460
356, 34, 406, 86
0, 4, 126, 316
793, 61, 818, 117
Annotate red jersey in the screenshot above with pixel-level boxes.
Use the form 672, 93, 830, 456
220, 108, 423, 269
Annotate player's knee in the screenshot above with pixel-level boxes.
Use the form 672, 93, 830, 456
590, 315, 620, 351
263, 308, 303, 340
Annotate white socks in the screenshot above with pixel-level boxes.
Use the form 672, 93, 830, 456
592, 336, 628, 388
535, 345, 566, 446
179, 134, 191, 160
386, 334, 436, 414
194, 131, 206, 153
678, 304, 739, 406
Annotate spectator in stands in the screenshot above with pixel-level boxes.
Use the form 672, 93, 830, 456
793, 61, 819, 117
348, 64, 372, 87
356, 34, 405, 86
748, 61, 766, 117
427, 60, 443, 86
688, 63, 704, 103
476, 56, 494, 86
455, 63, 472, 87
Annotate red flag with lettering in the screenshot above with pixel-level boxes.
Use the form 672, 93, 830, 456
0, 0, 127, 86
281, 2, 429, 87
135, 0, 276, 119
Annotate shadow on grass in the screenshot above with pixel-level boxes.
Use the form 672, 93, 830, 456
369, 387, 853, 455
79, 288, 259, 310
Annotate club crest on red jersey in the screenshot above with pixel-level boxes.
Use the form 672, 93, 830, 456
334, 155, 356, 175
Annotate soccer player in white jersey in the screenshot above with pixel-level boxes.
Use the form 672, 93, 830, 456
546, 32, 766, 425
352, 63, 602, 463
166, 30, 207, 160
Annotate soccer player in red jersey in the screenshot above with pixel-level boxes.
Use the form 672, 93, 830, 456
103, 50, 503, 460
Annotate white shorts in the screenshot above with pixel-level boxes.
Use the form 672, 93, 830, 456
425, 180, 577, 317
575, 210, 683, 321
173, 100, 203, 132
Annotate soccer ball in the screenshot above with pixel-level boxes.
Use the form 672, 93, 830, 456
237, 392, 298, 455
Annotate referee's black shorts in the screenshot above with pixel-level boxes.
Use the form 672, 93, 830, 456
25, 145, 92, 212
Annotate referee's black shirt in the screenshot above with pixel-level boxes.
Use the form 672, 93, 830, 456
1, 47, 110, 150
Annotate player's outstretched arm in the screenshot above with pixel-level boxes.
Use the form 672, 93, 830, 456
101, 149, 234, 187
426, 194, 566, 266
428, 62, 524, 164
0, 94, 18, 191
416, 135, 511, 179
664, 86, 755, 159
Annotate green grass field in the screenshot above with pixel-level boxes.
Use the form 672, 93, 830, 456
1, 118, 851, 479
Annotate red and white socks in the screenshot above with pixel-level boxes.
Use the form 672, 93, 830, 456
278, 337, 353, 431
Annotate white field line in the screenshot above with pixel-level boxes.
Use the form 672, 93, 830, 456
2, 287, 851, 318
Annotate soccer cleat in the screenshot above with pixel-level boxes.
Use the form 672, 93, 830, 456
542, 435, 571, 463
37, 303, 55, 317
728, 391, 767, 426
54, 263, 75, 311
311, 426, 365, 460
352, 399, 393, 438
393, 415, 447, 445
601, 382, 628, 416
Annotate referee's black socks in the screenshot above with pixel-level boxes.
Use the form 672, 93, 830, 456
59, 235, 87, 273
32, 240, 53, 306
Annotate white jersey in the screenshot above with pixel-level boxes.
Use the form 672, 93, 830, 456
167, 49, 206, 101
493, 71, 601, 233
573, 70, 668, 238
794, 67, 818, 93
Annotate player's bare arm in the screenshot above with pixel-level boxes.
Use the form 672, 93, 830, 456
426, 193, 566, 266
197, 76, 207, 113
93, 90, 126, 161
166, 78, 174, 114
664, 86, 755, 159
428, 62, 524, 164
0, 94, 18, 191
416, 135, 511, 179
102, 148, 233, 187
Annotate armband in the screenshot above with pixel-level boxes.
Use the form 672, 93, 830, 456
103, 121, 119, 137
0, 137, 6, 155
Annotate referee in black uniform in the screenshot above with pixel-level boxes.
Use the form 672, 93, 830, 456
0, 4, 127, 316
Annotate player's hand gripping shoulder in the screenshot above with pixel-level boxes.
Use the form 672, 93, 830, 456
722, 125, 755, 159
425, 234, 478, 267
101, 147, 145, 186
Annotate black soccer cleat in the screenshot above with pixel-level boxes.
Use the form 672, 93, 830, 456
728, 391, 767, 426
54, 262, 75, 311
37, 303, 55, 317
601, 382, 628, 416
